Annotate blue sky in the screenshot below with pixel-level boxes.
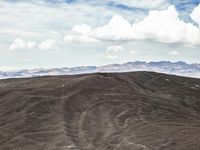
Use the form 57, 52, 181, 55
0, 0, 200, 70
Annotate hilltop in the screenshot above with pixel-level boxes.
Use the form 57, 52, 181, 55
0, 72, 200, 150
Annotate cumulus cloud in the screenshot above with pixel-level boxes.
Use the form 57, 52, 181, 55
93, 5, 200, 45
191, 4, 200, 26
105, 45, 124, 59
91, 15, 132, 41
131, 5, 200, 45
9, 38, 55, 50
131, 5, 184, 43
9, 38, 26, 50
65, 5, 200, 46
9, 38, 36, 50
64, 24, 99, 43
38, 39, 56, 50
106, 45, 125, 53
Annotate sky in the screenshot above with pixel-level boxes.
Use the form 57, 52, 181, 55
0, 0, 200, 70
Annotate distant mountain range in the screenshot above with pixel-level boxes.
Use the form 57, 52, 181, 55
0, 61, 200, 79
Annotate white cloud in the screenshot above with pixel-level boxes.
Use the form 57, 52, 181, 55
10, 38, 25, 50
110, 0, 169, 9
66, 5, 200, 46
38, 39, 56, 50
132, 5, 183, 43
91, 15, 132, 41
65, 15, 133, 43
9, 38, 55, 51
9, 38, 36, 50
106, 45, 125, 53
27, 41, 36, 49
9, 38, 55, 50
168, 51, 179, 55
72, 24, 92, 35
105, 45, 124, 59
191, 4, 200, 26
9, 44, 17, 50
64, 24, 100, 43
64, 35, 99, 43
131, 5, 200, 45
2, 0, 140, 52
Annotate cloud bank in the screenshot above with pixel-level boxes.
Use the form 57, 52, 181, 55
65, 5, 200, 46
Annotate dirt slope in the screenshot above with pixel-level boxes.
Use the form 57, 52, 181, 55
0, 71, 200, 150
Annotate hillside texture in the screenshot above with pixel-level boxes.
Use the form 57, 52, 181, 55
0, 72, 200, 150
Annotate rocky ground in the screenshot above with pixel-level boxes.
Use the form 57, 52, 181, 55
0, 71, 200, 150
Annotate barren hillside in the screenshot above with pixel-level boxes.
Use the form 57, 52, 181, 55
0, 72, 200, 150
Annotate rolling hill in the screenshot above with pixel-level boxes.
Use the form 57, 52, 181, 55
0, 71, 200, 150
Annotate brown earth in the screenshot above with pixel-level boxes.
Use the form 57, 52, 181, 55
0, 71, 200, 150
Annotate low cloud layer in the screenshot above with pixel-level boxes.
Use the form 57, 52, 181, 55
65, 5, 200, 46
